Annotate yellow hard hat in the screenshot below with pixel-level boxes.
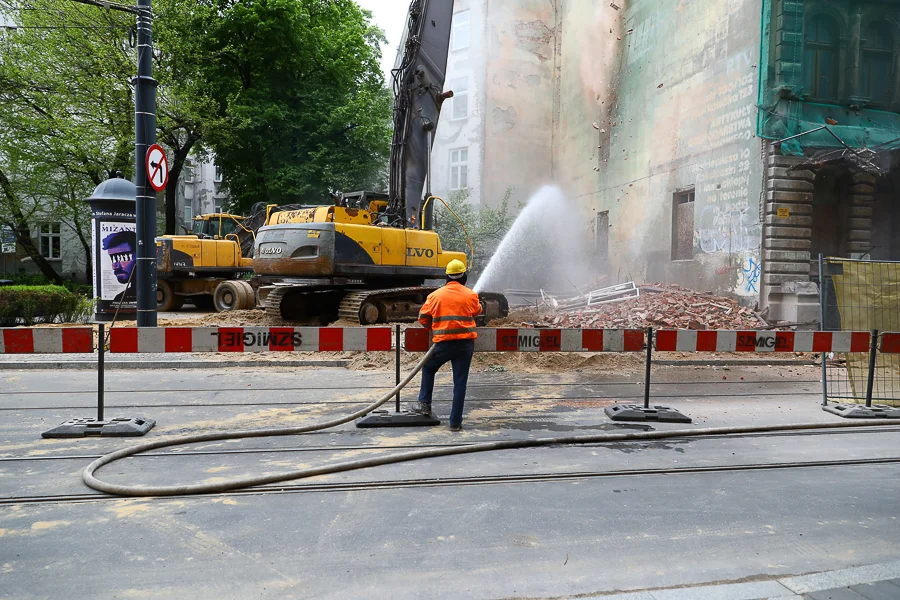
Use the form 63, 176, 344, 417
446, 259, 467, 276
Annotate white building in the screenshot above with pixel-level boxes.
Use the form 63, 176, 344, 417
176, 156, 230, 232
0, 220, 88, 283
405, 1, 557, 211
431, 2, 485, 206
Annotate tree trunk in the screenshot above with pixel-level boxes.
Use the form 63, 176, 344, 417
162, 134, 197, 235
68, 219, 92, 285
165, 177, 178, 235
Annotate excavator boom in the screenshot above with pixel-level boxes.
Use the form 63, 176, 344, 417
389, 0, 455, 227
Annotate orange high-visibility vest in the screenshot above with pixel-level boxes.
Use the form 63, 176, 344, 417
418, 282, 482, 343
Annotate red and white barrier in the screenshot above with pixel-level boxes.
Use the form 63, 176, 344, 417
880, 333, 900, 354
108, 327, 392, 353
654, 330, 871, 353
405, 328, 645, 353
0, 326, 890, 355
0, 327, 93, 354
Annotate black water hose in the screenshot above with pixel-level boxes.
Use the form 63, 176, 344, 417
83, 346, 900, 497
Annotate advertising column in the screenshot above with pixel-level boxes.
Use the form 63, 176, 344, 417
84, 175, 138, 321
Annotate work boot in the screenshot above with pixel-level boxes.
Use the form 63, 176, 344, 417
449, 423, 462, 432
410, 401, 432, 416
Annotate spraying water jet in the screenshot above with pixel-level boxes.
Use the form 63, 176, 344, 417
475, 186, 598, 294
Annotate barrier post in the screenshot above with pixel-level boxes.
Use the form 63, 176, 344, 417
41, 323, 156, 438
819, 254, 828, 407
395, 324, 401, 412
823, 328, 900, 419
643, 327, 653, 409
356, 325, 440, 428
865, 329, 878, 408
604, 327, 691, 423
97, 323, 105, 422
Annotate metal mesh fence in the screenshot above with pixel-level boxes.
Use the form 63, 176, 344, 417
820, 256, 900, 406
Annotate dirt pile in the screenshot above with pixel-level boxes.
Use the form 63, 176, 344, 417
490, 284, 767, 330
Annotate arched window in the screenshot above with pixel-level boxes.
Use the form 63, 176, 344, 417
805, 16, 840, 100
862, 23, 894, 105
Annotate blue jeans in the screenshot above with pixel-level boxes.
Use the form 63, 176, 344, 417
418, 339, 475, 427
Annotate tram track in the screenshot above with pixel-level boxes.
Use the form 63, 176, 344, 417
3, 425, 900, 463
5, 455, 900, 506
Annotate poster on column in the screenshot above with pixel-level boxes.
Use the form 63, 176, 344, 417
98, 220, 137, 306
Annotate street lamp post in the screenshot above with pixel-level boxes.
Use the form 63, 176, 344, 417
133, 0, 157, 327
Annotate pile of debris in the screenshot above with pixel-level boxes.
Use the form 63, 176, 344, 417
502, 283, 767, 330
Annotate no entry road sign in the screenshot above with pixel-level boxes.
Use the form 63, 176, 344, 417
145, 144, 169, 192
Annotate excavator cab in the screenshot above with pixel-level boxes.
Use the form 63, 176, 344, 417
190, 214, 244, 240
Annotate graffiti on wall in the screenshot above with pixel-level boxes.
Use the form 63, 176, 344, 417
697, 204, 761, 254
715, 254, 762, 297
741, 256, 761, 293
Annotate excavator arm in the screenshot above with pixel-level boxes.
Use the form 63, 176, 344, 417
387, 0, 455, 228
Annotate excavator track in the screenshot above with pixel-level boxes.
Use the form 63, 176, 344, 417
263, 287, 291, 320
338, 287, 432, 325
262, 284, 342, 324
338, 287, 510, 326
265, 283, 510, 326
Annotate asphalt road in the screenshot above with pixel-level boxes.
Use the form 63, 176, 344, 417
2, 365, 900, 599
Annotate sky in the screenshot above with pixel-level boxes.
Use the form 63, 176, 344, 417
355, 0, 411, 84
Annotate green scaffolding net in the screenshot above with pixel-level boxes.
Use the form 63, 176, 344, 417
757, 0, 900, 166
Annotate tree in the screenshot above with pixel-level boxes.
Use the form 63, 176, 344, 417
189, 0, 393, 211
0, 0, 135, 282
153, 0, 219, 234
433, 187, 515, 280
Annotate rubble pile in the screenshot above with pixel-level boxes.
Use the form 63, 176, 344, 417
510, 284, 767, 330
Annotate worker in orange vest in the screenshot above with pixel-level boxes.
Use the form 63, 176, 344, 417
412, 259, 481, 431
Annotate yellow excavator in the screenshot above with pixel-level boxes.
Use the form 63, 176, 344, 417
156, 0, 508, 325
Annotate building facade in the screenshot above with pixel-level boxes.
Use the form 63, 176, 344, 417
757, 0, 900, 320
177, 156, 230, 232
431, 0, 558, 209
436, 0, 900, 318
431, 0, 487, 206
0, 220, 88, 283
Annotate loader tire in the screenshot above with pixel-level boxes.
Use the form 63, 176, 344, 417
234, 281, 256, 310
157, 280, 185, 312
214, 281, 244, 312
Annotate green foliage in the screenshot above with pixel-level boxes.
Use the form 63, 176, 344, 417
185, 0, 393, 210
0, 273, 93, 296
0, 285, 93, 326
0, 273, 48, 287
433, 187, 515, 279
0, 0, 393, 243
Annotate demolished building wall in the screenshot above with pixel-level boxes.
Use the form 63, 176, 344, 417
552, 0, 765, 299
480, 0, 558, 209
